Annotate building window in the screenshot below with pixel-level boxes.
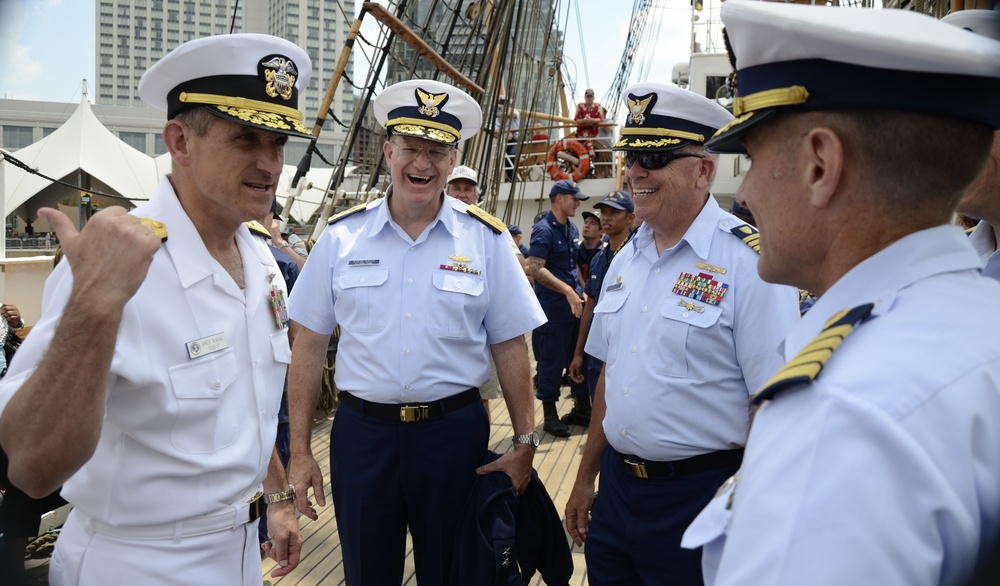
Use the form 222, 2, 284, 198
120, 132, 147, 153
2, 126, 34, 149
153, 134, 168, 155
42, 127, 58, 138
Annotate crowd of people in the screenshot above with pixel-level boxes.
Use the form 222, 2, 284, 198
0, 5, 999, 586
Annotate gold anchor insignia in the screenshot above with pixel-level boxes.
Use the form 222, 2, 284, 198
678, 300, 705, 313
261, 56, 297, 101
267, 273, 276, 283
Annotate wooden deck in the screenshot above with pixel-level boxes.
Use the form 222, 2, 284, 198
24, 392, 593, 584
262, 392, 591, 585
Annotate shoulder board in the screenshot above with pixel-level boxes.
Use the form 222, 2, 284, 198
730, 224, 760, 254
752, 302, 875, 405
245, 220, 271, 239
327, 203, 368, 225
139, 218, 168, 242
467, 204, 506, 235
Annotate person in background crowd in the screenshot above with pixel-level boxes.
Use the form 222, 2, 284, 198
576, 210, 605, 285
680, 4, 1000, 585
575, 88, 604, 140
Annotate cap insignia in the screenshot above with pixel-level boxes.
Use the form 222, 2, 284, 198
261, 56, 297, 101
416, 87, 449, 118
627, 93, 655, 125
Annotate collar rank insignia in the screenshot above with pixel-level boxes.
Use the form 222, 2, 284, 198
416, 87, 448, 118
139, 218, 168, 242
261, 56, 297, 101
627, 92, 655, 125
752, 303, 874, 405
673, 271, 728, 306
440, 254, 481, 275
730, 224, 760, 253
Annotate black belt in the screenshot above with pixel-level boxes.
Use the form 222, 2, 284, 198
249, 492, 263, 523
338, 388, 480, 423
616, 448, 744, 479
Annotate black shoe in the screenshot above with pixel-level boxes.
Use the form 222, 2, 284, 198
560, 397, 592, 426
542, 401, 571, 437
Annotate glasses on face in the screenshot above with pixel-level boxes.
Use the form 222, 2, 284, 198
391, 141, 455, 163
624, 151, 704, 171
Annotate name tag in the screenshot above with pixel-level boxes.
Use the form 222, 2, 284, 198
186, 333, 229, 359
605, 282, 623, 293
349, 259, 380, 266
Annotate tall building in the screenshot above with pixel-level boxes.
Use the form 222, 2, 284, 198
94, 0, 356, 165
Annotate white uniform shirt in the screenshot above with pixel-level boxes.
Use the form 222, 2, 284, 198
969, 219, 1000, 280
289, 191, 545, 403
585, 197, 799, 461
704, 226, 1000, 586
0, 177, 291, 526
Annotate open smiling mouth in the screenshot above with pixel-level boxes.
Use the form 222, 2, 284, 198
408, 174, 432, 185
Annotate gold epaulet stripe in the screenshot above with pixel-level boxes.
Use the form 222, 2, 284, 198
730, 224, 760, 254
245, 220, 271, 239
328, 203, 369, 225
751, 303, 874, 405
139, 218, 168, 242
467, 204, 505, 235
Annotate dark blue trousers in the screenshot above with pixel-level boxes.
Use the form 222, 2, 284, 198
585, 445, 738, 586
585, 354, 603, 400
532, 319, 588, 402
330, 396, 489, 585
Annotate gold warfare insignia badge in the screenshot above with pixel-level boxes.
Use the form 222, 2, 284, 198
261, 55, 298, 101
416, 87, 448, 118
627, 92, 655, 125
440, 254, 481, 274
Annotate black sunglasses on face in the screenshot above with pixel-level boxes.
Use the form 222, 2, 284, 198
624, 151, 704, 170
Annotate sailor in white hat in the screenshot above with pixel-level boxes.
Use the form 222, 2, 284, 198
0, 33, 309, 585
680, 3, 1000, 585
564, 79, 800, 585
285, 79, 544, 585
445, 164, 480, 205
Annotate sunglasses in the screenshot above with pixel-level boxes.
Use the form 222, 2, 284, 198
625, 151, 704, 171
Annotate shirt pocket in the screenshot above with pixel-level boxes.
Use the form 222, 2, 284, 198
649, 298, 722, 379
336, 268, 389, 333
592, 289, 629, 366
430, 271, 486, 338
265, 330, 292, 415
168, 348, 239, 454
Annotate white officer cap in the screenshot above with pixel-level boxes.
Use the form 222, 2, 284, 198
374, 79, 483, 145
707, 0, 1000, 153
614, 82, 733, 151
942, 9, 1000, 42
447, 165, 479, 186
138, 33, 313, 139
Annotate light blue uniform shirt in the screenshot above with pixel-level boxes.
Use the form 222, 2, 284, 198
586, 196, 800, 461
702, 225, 1000, 586
968, 219, 1000, 280
289, 190, 545, 403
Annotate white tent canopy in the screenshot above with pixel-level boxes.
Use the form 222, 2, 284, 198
2, 96, 159, 224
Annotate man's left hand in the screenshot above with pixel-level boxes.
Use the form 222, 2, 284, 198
263, 501, 301, 577
475, 445, 534, 495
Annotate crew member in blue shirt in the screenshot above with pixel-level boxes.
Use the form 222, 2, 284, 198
285, 78, 546, 586
525, 180, 590, 437
564, 81, 800, 585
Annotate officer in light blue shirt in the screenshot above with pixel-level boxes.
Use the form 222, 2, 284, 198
285, 78, 546, 586
564, 81, 800, 585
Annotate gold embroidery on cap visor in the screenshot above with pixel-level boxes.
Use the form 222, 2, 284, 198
614, 137, 684, 149
388, 122, 459, 144
214, 105, 311, 135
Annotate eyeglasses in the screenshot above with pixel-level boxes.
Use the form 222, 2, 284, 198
624, 151, 704, 171
390, 141, 455, 163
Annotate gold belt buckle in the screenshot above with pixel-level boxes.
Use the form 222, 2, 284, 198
624, 459, 649, 479
247, 491, 264, 522
400, 405, 430, 422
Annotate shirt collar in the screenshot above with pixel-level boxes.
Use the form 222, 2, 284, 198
371, 184, 454, 243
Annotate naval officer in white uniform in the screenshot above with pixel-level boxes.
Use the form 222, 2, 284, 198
681, 3, 1000, 585
0, 34, 312, 585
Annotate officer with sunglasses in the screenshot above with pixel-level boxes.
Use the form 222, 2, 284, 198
564, 81, 800, 585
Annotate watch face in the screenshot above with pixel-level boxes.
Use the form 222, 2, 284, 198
529, 431, 540, 447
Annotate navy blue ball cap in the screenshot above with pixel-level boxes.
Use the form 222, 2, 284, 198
595, 190, 634, 213
549, 179, 589, 200
508, 225, 522, 236
138, 34, 313, 140
707, 1, 1000, 154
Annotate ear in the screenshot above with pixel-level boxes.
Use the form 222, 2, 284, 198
693, 155, 716, 191
802, 127, 845, 209
162, 119, 191, 168
382, 140, 394, 162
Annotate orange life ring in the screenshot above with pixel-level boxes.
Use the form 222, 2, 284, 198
546, 139, 591, 182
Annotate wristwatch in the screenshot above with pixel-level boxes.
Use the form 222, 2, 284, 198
512, 431, 540, 448
263, 484, 296, 504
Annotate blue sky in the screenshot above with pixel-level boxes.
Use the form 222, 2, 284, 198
0, 0, 696, 107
